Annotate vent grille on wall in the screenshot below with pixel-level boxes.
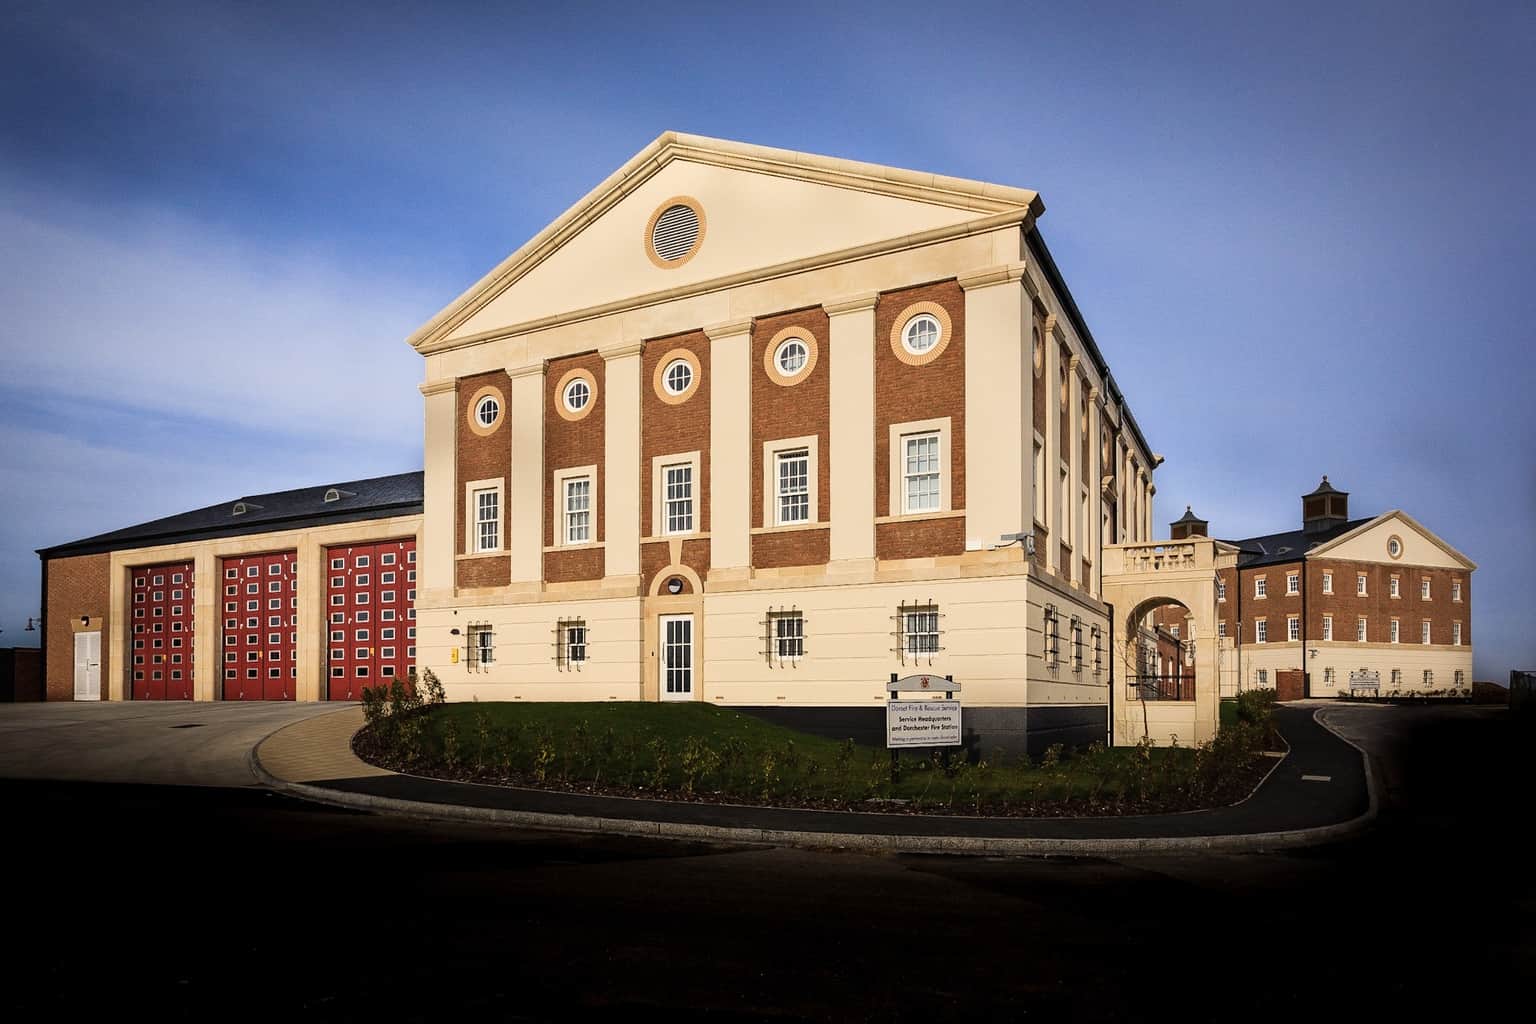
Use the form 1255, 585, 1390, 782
651, 204, 700, 261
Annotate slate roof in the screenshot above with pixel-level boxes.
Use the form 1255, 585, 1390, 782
38, 471, 424, 559
1218, 516, 1375, 569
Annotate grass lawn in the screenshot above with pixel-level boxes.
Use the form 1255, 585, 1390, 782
355, 700, 1271, 816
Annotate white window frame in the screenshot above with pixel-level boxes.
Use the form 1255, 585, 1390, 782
662, 358, 693, 396
1357, 573, 1368, 596
1421, 620, 1431, 645
663, 463, 694, 535
1255, 619, 1267, 644
650, 451, 701, 538
1322, 572, 1333, 594
1287, 616, 1300, 642
885, 417, 952, 520
1452, 581, 1462, 602
557, 619, 587, 668
1356, 617, 1367, 643
551, 465, 599, 548
1217, 621, 1227, 639
900, 313, 942, 355
1421, 578, 1431, 600
1286, 573, 1299, 596
761, 435, 819, 528
1322, 615, 1333, 641
1254, 576, 1267, 599
1033, 434, 1047, 527
562, 377, 591, 413
1390, 576, 1400, 598
1217, 578, 1226, 602
1390, 619, 1400, 644
1453, 621, 1462, 646
903, 432, 942, 515
463, 477, 504, 554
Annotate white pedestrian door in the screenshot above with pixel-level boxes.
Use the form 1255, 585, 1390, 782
74, 631, 101, 701
660, 615, 693, 700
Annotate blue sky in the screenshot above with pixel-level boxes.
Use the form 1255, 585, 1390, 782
2, 1, 1531, 677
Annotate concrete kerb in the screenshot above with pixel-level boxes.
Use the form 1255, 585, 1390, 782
247, 707, 1380, 857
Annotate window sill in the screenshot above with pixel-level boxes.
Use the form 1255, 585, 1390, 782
543, 541, 606, 553
456, 551, 506, 561
876, 509, 965, 525
643, 532, 711, 543
751, 522, 827, 535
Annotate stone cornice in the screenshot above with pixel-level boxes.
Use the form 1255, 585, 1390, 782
599, 342, 645, 360
506, 362, 545, 380
822, 291, 880, 315
418, 378, 457, 397
702, 318, 754, 341
956, 261, 1029, 291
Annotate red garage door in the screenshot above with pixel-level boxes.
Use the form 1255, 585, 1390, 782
129, 561, 195, 700
325, 539, 417, 700
220, 551, 297, 701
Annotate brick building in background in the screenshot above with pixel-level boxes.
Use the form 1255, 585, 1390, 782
1171, 478, 1474, 698
34, 473, 422, 702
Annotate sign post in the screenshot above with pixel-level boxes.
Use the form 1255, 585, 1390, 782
886, 673, 961, 783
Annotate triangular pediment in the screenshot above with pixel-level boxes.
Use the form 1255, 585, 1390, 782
1309, 511, 1476, 570
409, 132, 1042, 352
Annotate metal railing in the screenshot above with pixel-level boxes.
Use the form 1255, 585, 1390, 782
1126, 672, 1195, 702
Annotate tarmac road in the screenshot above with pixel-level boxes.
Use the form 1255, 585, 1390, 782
0, 702, 1527, 1020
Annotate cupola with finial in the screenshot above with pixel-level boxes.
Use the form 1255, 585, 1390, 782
1302, 475, 1349, 534
1169, 505, 1208, 540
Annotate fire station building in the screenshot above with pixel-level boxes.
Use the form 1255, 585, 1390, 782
37, 473, 422, 702
408, 132, 1161, 751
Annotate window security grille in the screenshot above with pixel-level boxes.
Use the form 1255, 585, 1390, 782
466, 623, 494, 669
892, 600, 943, 663
1070, 617, 1084, 671
1091, 626, 1103, 676
553, 619, 588, 669
761, 608, 806, 664
1044, 604, 1060, 667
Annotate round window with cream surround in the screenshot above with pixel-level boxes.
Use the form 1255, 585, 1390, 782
764, 325, 819, 386
554, 367, 597, 422
1387, 535, 1404, 559
466, 384, 506, 437
652, 347, 702, 405
1032, 326, 1044, 377
888, 301, 954, 367
645, 197, 706, 268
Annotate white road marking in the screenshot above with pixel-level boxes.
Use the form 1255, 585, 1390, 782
1301, 774, 1332, 782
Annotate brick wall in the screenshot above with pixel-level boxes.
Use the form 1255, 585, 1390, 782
544, 352, 606, 583
874, 280, 965, 560
1216, 559, 1471, 648
751, 305, 831, 569
641, 331, 711, 589
45, 553, 111, 700
456, 370, 512, 590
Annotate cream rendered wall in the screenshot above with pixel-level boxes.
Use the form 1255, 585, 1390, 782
420, 381, 457, 605
418, 597, 644, 702
826, 294, 877, 567
961, 266, 1029, 554
1314, 516, 1472, 569
449, 160, 985, 340
104, 514, 423, 702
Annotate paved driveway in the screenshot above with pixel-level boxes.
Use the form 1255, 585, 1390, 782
0, 702, 351, 788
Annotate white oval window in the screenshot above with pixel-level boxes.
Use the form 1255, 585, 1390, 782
1388, 538, 1402, 558
474, 395, 500, 427
563, 378, 590, 412
775, 338, 808, 375
664, 359, 693, 395
902, 314, 941, 355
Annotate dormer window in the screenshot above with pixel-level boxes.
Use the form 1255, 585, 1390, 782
323, 488, 356, 504
232, 501, 263, 517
